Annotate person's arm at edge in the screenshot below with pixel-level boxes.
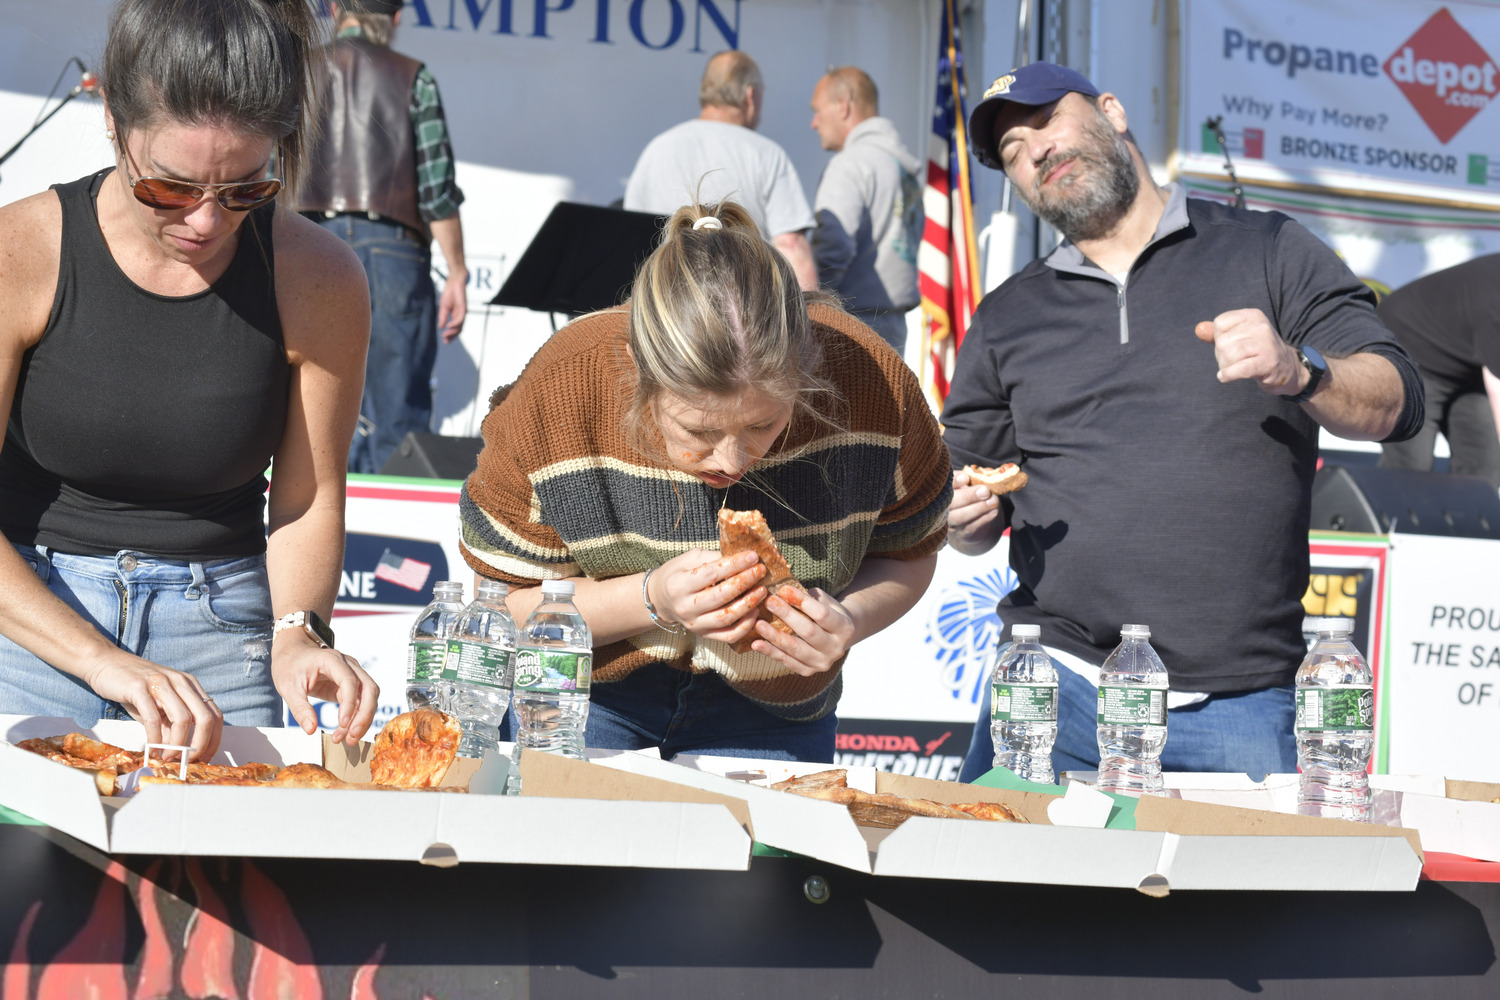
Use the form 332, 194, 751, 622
837, 553, 937, 643
266, 212, 379, 744
429, 213, 467, 342
1485, 366, 1500, 446
773, 230, 819, 291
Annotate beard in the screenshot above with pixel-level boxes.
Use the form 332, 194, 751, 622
1017, 105, 1140, 243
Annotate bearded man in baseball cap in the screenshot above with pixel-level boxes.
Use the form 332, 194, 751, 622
943, 62, 1424, 786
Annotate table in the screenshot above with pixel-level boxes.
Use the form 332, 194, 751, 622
0, 819, 1495, 999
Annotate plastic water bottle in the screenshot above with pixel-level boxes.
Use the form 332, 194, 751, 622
508, 580, 592, 792
990, 624, 1058, 783
444, 580, 518, 759
1295, 617, 1374, 822
406, 581, 465, 711
1096, 624, 1169, 796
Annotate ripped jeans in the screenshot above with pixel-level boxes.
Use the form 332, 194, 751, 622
0, 545, 281, 727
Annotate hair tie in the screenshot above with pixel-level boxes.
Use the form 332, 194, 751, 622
692, 216, 722, 231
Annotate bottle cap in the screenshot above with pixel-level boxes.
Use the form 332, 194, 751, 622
1011, 624, 1041, 640
540, 579, 576, 598
1120, 623, 1151, 639
477, 579, 509, 599
1308, 617, 1353, 636
433, 580, 464, 597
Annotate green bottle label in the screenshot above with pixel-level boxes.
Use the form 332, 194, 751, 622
1296, 686, 1374, 731
1097, 685, 1166, 725
408, 641, 447, 682
442, 639, 513, 688
513, 648, 591, 695
992, 682, 1058, 722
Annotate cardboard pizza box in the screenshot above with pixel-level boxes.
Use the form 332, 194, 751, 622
0, 716, 749, 870
589, 753, 1423, 892
1132, 771, 1500, 865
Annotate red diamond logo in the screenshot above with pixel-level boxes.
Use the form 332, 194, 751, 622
1384, 8, 1498, 144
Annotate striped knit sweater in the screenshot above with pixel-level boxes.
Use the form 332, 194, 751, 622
459, 303, 952, 721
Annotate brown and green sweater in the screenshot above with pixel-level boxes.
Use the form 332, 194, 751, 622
459, 303, 951, 721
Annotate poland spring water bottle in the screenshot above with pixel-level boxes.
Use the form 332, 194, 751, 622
1096, 624, 1169, 796
444, 580, 518, 759
406, 581, 465, 711
991, 624, 1058, 783
1295, 617, 1374, 822
508, 580, 592, 790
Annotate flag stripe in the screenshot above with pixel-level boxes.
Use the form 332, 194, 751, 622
918, 0, 980, 407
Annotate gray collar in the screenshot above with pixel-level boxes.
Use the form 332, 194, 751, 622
1044, 182, 1189, 278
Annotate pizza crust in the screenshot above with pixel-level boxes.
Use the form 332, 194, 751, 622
14, 708, 468, 794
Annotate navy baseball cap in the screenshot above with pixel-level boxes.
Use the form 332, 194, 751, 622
968, 62, 1101, 170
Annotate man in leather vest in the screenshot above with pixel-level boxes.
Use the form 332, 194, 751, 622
299, 0, 468, 475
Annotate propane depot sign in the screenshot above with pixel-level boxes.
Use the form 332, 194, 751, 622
1180, 0, 1500, 207
1385, 534, 1500, 781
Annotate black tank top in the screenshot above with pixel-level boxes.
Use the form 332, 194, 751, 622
0, 170, 289, 558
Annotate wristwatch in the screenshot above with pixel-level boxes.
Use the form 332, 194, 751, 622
273, 610, 335, 649
1287, 344, 1328, 404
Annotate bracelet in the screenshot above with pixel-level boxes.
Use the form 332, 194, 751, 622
642, 566, 686, 635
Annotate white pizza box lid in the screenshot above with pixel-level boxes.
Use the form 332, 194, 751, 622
591, 752, 1424, 892
0, 715, 748, 870
1120, 770, 1500, 863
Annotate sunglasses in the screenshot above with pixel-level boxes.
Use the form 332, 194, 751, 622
119, 141, 283, 212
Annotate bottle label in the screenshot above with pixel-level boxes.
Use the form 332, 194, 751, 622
993, 682, 1058, 722
408, 642, 446, 682
1096, 686, 1166, 725
513, 648, 591, 695
442, 639, 513, 688
1296, 686, 1374, 731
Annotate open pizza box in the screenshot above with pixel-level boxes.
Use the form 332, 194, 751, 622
0, 716, 749, 870
584, 753, 1424, 892
1137, 770, 1500, 864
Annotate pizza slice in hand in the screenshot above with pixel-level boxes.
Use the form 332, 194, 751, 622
717, 508, 811, 654
962, 463, 1028, 495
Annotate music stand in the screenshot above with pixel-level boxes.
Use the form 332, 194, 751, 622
490, 202, 664, 318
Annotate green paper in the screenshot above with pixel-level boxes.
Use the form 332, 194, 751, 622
0, 804, 43, 826
970, 766, 1141, 830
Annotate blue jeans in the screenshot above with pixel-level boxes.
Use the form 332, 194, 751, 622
517, 662, 837, 762
0, 545, 281, 727
959, 646, 1298, 782
313, 214, 437, 475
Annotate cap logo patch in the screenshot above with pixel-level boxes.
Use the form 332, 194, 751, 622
983, 74, 1016, 99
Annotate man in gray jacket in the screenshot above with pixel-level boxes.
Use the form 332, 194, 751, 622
809, 67, 924, 353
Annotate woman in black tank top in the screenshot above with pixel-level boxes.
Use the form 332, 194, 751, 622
0, 0, 378, 758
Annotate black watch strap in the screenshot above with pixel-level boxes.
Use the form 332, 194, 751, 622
1288, 345, 1327, 404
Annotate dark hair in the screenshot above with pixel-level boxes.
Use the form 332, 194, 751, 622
103, 0, 325, 196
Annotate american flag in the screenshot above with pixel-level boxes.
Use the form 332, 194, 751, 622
918, 0, 982, 405
374, 549, 432, 592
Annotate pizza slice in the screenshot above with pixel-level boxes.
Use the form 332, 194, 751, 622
770, 768, 848, 792
717, 508, 811, 654
15, 738, 120, 795
779, 785, 978, 828
368, 708, 463, 788
962, 463, 1028, 495
62, 733, 146, 773
951, 801, 1029, 823
146, 761, 280, 783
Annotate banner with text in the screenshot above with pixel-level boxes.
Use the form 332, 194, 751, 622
1180, 0, 1500, 207
1385, 533, 1500, 782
